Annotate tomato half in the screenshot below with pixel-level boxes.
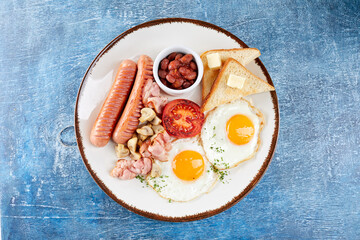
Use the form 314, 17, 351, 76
162, 99, 205, 138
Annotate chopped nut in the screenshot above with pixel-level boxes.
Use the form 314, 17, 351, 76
139, 108, 156, 123
151, 116, 162, 125
152, 125, 164, 135
136, 125, 154, 136
114, 144, 130, 158
150, 162, 162, 178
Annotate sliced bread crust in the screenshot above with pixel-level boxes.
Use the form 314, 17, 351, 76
201, 48, 261, 101
201, 58, 275, 112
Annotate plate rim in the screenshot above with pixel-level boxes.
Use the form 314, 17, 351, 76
74, 17, 279, 222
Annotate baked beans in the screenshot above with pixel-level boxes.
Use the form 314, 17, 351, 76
158, 52, 198, 90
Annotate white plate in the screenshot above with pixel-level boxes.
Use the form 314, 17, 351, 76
75, 18, 279, 222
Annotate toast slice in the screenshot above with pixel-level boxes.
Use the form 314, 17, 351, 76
201, 48, 261, 100
201, 58, 275, 112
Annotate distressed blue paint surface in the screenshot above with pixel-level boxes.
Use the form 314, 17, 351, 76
1, 0, 359, 239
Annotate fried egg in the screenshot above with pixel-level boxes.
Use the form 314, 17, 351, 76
146, 137, 218, 202
201, 99, 264, 170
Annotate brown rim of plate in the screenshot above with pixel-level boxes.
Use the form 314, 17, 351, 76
74, 17, 279, 222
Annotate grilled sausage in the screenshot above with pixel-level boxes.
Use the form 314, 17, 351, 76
90, 60, 137, 147
112, 55, 154, 144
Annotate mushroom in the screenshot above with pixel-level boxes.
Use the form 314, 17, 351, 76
137, 138, 143, 147
150, 132, 160, 142
138, 133, 148, 142
136, 125, 154, 136
114, 144, 130, 158
151, 116, 162, 125
127, 136, 143, 160
152, 125, 164, 135
138, 130, 148, 141
150, 162, 162, 178
130, 152, 142, 160
139, 108, 156, 123
127, 136, 138, 153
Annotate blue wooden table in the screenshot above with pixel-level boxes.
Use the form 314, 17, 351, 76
1, 0, 359, 239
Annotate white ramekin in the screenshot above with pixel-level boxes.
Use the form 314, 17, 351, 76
153, 45, 204, 96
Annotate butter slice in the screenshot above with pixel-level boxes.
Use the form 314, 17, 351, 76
206, 53, 221, 69
227, 74, 246, 89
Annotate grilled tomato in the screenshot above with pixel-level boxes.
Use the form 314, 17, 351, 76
162, 99, 204, 138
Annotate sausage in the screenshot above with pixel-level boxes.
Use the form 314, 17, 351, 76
90, 60, 137, 147
112, 55, 154, 144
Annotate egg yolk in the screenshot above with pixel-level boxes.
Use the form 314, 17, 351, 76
226, 114, 255, 145
172, 150, 205, 181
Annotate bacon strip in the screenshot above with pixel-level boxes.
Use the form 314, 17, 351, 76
142, 79, 168, 114
111, 157, 152, 180
110, 159, 136, 180
148, 132, 172, 162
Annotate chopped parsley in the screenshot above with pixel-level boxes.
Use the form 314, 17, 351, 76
135, 175, 149, 188
148, 175, 168, 192
210, 142, 225, 153
213, 157, 230, 169
135, 175, 145, 183
210, 165, 230, 184
215, 147, 225, 153
211, 126, 216, 138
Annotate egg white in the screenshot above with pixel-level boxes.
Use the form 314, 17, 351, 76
201, 99, 264, 170
146, 137, 218, 202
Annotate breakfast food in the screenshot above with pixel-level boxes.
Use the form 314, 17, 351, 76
146, 137, 218, 202
89, 45, 275, 202
111, 132, 172, 180
111, 156, 153, 180
201, 99, 264, 170
142, 78, 168, 114
158, 52, 198, 89
206, 53, 222, 69
201, 58, 275, 112
162, 99, 204, 138
112, 55, 154, 144
201, 48, 261, 100
90, 60, 137, 147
